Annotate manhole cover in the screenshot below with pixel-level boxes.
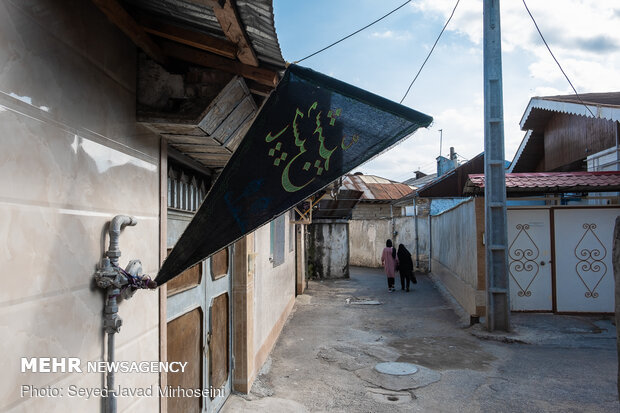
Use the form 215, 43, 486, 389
375, 362, 419, 376
346, 298, 382, 305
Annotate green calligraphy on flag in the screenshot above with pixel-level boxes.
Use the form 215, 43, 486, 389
155, 65, 432, 285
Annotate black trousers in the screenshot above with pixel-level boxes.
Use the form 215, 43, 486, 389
400, 270, 411, 290
387, 277, 395, 289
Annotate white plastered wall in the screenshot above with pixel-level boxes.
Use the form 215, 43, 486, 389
0, 1, 160, 411
251, 213, 296, 373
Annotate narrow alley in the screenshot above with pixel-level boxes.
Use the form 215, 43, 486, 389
224, 267, 618, 413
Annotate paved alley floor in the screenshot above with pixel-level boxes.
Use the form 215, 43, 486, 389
222, 267, 618, 412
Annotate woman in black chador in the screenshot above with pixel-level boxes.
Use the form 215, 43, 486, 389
397, 244, 415, 292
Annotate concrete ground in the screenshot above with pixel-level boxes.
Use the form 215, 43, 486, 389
222, 267, 618, 412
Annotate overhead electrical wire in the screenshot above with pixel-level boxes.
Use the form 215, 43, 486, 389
293, 0, 412, 64
400, 0, 461, 104
522, 0, 595, 117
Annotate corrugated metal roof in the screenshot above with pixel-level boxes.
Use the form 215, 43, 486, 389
402, 173, 437, 189
520, 92, 620, 131
342, 174, 413, 201
123, 0, 285, 68
542, 92, 620, 107
236, 0, 285, 68
124, 0, 223, 36
356, 175, 395, 184
464, 171, 620, 195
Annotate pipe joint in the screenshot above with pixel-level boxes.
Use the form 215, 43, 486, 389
106, 215, 137, 265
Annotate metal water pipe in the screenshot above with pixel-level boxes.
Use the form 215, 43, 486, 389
107, 216, 136, 266
95, 215, 154, 413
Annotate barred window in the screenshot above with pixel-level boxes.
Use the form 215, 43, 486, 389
289, 210, 295, 252
167, 162, 209, 212
270, 214, 286, 267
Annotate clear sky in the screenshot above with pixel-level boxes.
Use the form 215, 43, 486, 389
273, 0, 620, 182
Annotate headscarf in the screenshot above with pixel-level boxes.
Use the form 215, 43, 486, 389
397, 244, 412, 268
397, 244, 410, 257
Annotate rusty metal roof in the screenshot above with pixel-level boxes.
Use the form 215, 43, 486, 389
464, 171, 620, 195
123, 0, 285, 68
342, 174, 413, 202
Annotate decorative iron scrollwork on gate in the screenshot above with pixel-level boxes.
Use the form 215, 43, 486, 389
508, 224, 540, 297
574, 223, 607, 299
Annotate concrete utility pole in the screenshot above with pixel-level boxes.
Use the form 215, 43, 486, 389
483, 0, 510, 331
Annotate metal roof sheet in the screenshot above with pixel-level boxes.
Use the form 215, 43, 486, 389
236, 0, 285, 68
464, 171, 620, 195
520, 92, 620, 131
342, 174, 413, 201
123, 0, 285, 68
402, 173, 437, 189
541, 92, 620, 107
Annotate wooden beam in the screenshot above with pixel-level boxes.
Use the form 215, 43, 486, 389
162, 42, 277, 87
91, 0, 166, 64
246, 80, 274, 97
188, 0, 259, 66
138, 15, 238, 60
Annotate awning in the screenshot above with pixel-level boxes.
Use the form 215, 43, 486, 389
313, 190, 363, 220
464, 171, 620, 196
155, 64, 433, 284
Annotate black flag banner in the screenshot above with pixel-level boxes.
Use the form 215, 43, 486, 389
155, 64, 432, 284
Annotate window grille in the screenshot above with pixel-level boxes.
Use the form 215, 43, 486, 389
167, 163, 209, 213
270, 214, 286, 267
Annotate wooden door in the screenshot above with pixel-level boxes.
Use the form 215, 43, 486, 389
209, 293, 229, 392
204, 248, 232, 412
167, 308, 202, 413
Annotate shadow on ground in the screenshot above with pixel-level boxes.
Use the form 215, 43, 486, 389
223, 266, 618, 413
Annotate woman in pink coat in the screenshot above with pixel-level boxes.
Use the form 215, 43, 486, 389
381, 239, 399, 292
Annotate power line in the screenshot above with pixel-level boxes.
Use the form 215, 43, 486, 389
400, 0, 461, 104
293, 0, 412, 64
522, 0, 595, 117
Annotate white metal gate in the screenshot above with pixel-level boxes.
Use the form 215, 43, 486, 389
507, 209, 553, 311
553, 208, 618, 313
507, 207, 618, 313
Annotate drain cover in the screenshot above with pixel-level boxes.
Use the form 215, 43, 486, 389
374, 362, 419, 376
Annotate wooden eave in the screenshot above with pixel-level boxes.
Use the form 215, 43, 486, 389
141, 76, 258, 170
198, 0, 260, 66
92, 0, 283, 170
92, 0, 279, 88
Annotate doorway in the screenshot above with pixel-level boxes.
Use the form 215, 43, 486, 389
507, 206, 618, 313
